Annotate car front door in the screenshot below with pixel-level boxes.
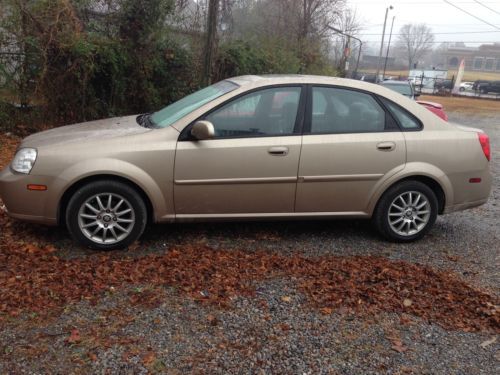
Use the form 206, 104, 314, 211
295, 86, 406, 214
174, 86, 305, 216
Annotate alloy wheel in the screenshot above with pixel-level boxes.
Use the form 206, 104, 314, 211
77, 193, 135, 245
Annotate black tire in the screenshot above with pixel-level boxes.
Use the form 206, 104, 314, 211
459, 87, 465, 92
373, 180, 438, 242
66, 180, 148, 250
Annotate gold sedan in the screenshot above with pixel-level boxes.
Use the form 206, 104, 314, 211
0, 75, 492, 250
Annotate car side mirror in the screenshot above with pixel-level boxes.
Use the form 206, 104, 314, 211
191, 120, 214, 140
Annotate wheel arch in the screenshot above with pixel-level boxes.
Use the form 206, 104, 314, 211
57, 174, 155, 226
372, 174, 447, 215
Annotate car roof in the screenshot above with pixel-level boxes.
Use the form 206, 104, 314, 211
225, 74, 405, 94
380, 80, 409, 85
226, 74, 343, 86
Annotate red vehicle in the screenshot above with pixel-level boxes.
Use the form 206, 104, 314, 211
416, 100, 448, 121
380, 80, 448, 121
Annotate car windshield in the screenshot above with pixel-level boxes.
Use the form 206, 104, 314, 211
382, 83, 412, 97
151, 81, 239, 128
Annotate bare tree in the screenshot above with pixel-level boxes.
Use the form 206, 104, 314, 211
330, 7, 362, 72
396, 23, 434, 69
300, 0, 345, 40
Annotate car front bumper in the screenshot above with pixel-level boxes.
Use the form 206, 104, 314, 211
0, 166, 60, 225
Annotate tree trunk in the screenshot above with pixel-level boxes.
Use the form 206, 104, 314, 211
19, 0, 29, 108
203, 0, 219, 86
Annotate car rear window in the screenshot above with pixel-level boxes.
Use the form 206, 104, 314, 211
380, 97, 422, 130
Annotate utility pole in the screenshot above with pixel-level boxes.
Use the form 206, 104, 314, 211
327, 25, 363, 79
382, 16, 395, 81
203, 0, 219, 86
375, 5, 393, 83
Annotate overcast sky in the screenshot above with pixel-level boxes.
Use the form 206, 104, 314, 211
348, 0, 500, 47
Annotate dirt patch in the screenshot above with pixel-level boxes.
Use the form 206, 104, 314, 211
420, 95, 500, 115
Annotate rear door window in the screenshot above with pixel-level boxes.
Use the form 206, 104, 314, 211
310, 87, 388, 134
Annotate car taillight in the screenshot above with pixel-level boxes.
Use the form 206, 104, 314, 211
478, 133, 490, 161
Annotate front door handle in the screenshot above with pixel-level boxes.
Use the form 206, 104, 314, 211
376, 142, 396, 151
268, 146, 289, 156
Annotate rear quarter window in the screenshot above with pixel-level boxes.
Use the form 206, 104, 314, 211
379, 97, 422, 130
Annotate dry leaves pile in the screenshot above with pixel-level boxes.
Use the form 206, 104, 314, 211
0, 133, 19, 169
1, 232, 498, 332
0, 133, 498, 333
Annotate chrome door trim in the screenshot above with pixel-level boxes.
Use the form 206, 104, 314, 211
174, 176, 298, 185
299, 174, 384, 182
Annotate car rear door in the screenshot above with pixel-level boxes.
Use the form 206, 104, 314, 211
174, 85, 306, 216
295, 86, 406, 214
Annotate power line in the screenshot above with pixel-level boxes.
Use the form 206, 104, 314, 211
353, 1, 499, 3
361, 40, 500, 43
472, 0, 500, 16
442, 0, 500, 30
358, 30, 500, 36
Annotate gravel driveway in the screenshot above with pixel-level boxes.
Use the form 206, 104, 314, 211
0, 110, 498, 374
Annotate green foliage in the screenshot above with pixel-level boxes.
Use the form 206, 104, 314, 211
214, 38, 338, 81
0, 0, 340, 132
214, 39, 301, 80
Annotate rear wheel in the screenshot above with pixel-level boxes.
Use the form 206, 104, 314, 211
373, 180, 438, 242
66, 180, 147, 250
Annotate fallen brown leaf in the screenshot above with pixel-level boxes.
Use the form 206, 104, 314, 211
142, 351, 156, 365
67, 329, 81, 344
320, 307, 333, 315
391, 339, 408, 353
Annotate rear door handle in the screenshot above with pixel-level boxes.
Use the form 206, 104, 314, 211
268, 146, 289, 156
376, 142, 396, 151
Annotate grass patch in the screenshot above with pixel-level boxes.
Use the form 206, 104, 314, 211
420, 95, 500, 115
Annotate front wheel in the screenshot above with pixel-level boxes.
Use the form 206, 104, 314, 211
66, 180, 148, 250
373, 181, 438, 242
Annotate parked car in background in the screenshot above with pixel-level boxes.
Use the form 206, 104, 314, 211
380, 80, 418, 99
380, 80, 448, 121
477, 81, 500, 94
433, 79, 453, 93
359, 74, 378, 83
459, 82, 474, 92
473, 80, 490, 91
0, 75, 491, 249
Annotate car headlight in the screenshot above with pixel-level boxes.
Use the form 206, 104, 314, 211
11, 148, 37, 174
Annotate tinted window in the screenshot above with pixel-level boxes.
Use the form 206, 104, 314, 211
311, 87, 386, 133
206, 87, 301, 138
380, 97, 421, 130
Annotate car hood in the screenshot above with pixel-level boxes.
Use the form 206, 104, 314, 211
22, 115, 151, 148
